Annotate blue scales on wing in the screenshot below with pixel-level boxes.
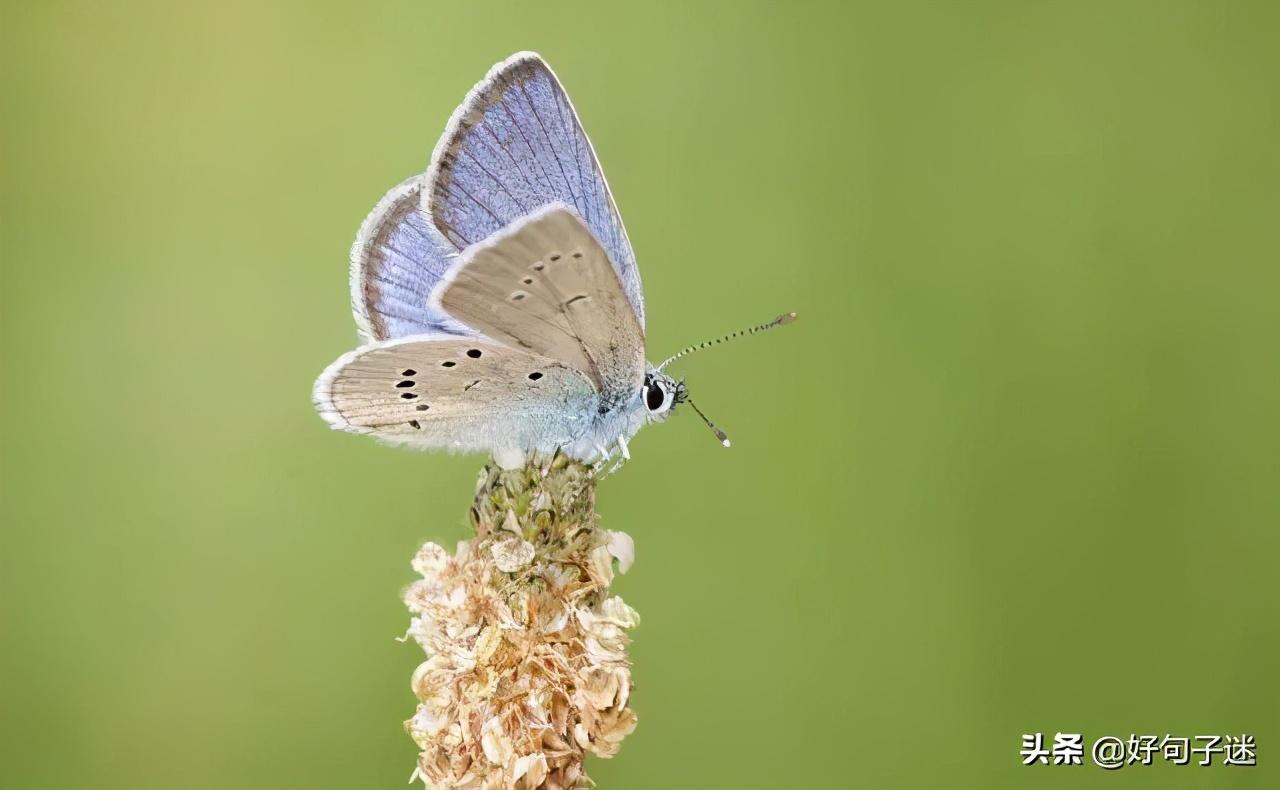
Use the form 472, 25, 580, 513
424, 52, 646, 329
350, 177, 476, 341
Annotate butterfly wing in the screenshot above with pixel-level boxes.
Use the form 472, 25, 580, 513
431, 204, 645, 408
313, 334, 597, 452
425, 52, 645, 328
350, 177, 475, 342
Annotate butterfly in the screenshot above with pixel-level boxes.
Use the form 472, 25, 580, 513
313, 52, 794, 469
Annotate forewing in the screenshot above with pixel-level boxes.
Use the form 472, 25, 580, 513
433, 205, 645, 405
424, 52, 645, 327
313, 334, 596, 452
350, 177, 474, 341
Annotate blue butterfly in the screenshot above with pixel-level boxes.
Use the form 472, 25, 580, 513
314, 52, 794, 468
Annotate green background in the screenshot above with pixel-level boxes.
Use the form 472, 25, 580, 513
3, 2, 1277, 788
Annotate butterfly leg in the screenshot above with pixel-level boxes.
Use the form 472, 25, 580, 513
616, 435, 631, 461
539, 449, 561, 478
589, 442, 610, 475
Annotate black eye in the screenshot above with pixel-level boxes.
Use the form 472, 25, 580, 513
645, 382, 666, 412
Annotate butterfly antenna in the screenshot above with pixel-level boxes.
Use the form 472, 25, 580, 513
657, 312, 798, 371
686, 398, 731, 448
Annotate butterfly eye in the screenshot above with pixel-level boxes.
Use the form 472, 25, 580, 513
644, 380, 673, 414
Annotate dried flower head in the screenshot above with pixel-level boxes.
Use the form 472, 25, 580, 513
404, 454, 638, 789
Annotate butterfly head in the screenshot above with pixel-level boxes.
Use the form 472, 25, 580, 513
642, 371, 686, 422
642, 369, 732, 446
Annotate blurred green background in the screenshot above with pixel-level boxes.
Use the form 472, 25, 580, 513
3, 1, 1278, 788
